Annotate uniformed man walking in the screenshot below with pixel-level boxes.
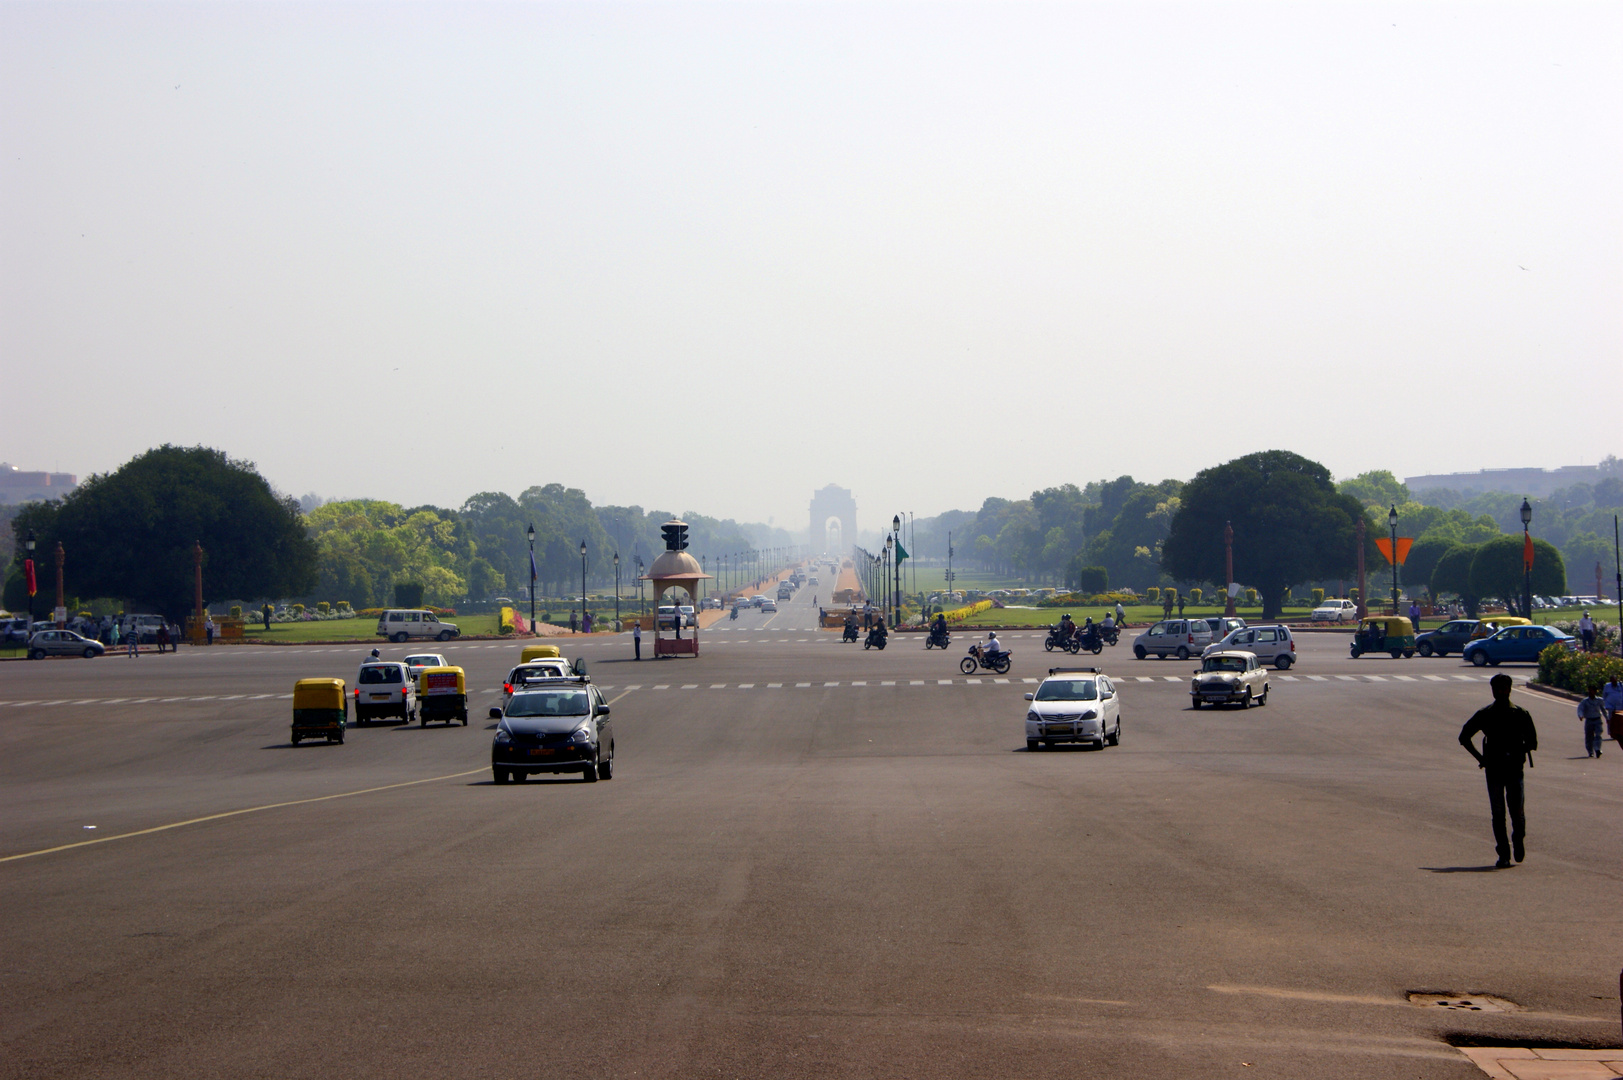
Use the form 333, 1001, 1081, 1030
1458, 673, 1539, 868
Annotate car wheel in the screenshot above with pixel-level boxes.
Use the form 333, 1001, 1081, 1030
493, 767, 509, 784
599, 744, 614, 779
1027, 738, 1039, 751
1175, 647, 1189, 661
512, 769, 527, 782
1403, 649, 1416, 659
30, 649, 46, 660
1417, 641, 1434, 657
1470, 651, 1488, 667
83, 647, 97, 658
391, 632, 408, 643
1257, 685, 1268, 706
581, 757, 599, 783
1240, 688, 1252, 708
1191, 697, 1201, 709
419, 712, 426, 726
1275, 655, 1293, 670
1133, 645, 1147, 660
291, 734, 301, 745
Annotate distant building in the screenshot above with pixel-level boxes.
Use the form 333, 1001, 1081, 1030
1405, 465, 1611, 499
0, 462, 78, 504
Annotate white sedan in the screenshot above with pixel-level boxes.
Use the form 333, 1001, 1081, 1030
1190, 651, 1270, 708
1310, 599, 1357, 623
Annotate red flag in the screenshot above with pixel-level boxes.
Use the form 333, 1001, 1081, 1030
1523, 532, 1535, 570
23, 558, 37, 597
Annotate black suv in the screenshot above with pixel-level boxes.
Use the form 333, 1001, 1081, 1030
1415, 619, 1480, 658
490, 678, 614, 784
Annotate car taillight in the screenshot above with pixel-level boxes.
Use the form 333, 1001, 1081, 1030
504, 683, 512, 694
353, 688, 359, 698
1290, 640, 1296, 651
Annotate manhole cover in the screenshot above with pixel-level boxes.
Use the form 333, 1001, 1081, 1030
1408, 993, 1516, 1013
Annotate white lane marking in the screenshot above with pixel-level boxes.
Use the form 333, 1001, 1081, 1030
192, 694, 217, 700
738, 683, 755, 689
993, 678, 1009, 684
966, 678, 982, 685
623, 685, 642, 691
938, 679, 953, 685
102, 698, 129, 704
1363, 675, 1387, 682
709, 683, 728, 689
1335, 676, 1357, 682
1022, 678, 1039, 684
1394, 675, 1418, 682
851, 680, 867, 686
796, 682, 811, 687
70, 699, 99, 705
881, 680, 896, 686
1453, 674, 1478, 681
1277, 676, 1298, 682
654, 684, 670, 690
1135, 677, 1153, 682
681, 684, 697, 690
823, 681, 839, 687
910, 680, 924, 686
1307, 676, 1328, 682
1162, 677, 1181, 683
219, 694, 245, 699
766, 683, 781, 688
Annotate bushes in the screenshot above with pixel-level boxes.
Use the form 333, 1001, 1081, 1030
230, 605, 242, 619
1188, 588, 1202, 605
394, 581, 425, 609
942, 600, 994, 624
1538, 645, 1623, 694
499, 606, 517, 636
1312, 588, 1325, 605
1145, 587, 1160, 603
1244, 588, 1258, 606
1076, 566, 1109, 594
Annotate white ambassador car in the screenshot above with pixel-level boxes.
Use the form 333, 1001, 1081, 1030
1024, 667, 1122, 751
1190, 651, 1269, 708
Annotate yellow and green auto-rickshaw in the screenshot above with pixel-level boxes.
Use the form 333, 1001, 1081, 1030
1350, 616, 1416, 659
521, 644, 561, 664
292, 678, 347, 744
1468, 616, 1531, 641
417, 665, 468, 726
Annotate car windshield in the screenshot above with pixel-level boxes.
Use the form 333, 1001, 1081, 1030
405, 656, 439, 667
1202, 657, 1246, 672
506, 691, 590, 717
1035, 679, 1097, 701
513, 665, 566, 682
358, 665, 402, 684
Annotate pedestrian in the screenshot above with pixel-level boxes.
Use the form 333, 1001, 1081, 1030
1458, 673, 1538, 868
1162, 594, 1173, 620
1576, 611, 1596, 652
1116, 600, 1125, 626
1409, 600, 1421, 632
205, 615, 215, 646
1577, 686, 1606, 758
157, 623, 170, 654
263, 603, 272, 631
1176, 594, 1185, 617
632, 619, 641, 660
583, 611, 593, 634
1603, 675, 1623, 746
109, 620, 121, 651
127, 623, 139, 658
569, 609, 578, 634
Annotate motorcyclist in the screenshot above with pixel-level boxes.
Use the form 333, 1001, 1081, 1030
1057, 613, 1075, 641
730, 604, 739, 620
844, 613, 859, 641
931, 612, 948, 640
868, 617, 889, 647
370, 648, 382, 662
983, 631, 1004, 658
1080, 617, 1099, 647
1101, 611, 1116, 632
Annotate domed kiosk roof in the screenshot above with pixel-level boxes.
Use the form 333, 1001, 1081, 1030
645, 550, 707, 581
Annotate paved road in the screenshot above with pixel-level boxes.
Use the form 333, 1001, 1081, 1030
3, 587, 1619, 1078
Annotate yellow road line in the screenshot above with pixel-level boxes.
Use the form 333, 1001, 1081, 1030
606, 688, 636, 705
1, 767, 488, 865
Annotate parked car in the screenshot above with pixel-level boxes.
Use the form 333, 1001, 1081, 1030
376, 609, 459, 642
1132, 619, 1214, 660
490, 678, 614, 784
1414, 620, 1479, 657
679, 605, 697, 627
657, 605, 679, 630
2, 616, 34, 646
27, 628, 105, 659
1190, 652, 1270, 708
353, 661, 415, 723
118, 614, 170, 644
1310, 599, 1357, 623
1462, 625, 1577, 667
1023, 667, 1121, 751
1203, 624, 1296, 669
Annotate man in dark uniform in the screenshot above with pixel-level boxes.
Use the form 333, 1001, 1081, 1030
1458, 673, 1538, 868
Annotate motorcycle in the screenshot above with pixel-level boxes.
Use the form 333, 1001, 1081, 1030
1076, 626, 1104, 654
1044, 626, 1081, 654
730, 605, 739, 621
925, 627, 951, 650
1099, 623, 1119, 646
842, 623, 860, 643
960, 644, 1012, 675
864, 629, 888, 650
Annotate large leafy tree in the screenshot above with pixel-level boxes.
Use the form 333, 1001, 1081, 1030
1161, 451, 1371, 620
1430, 543, 1482, 616
7, 446, 316, 621
1469, 535, 1566, 618
1400, 535, 1457, 600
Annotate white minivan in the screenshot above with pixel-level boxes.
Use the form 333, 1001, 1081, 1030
1203, 624, 1297, 669
376, 609, 460, 642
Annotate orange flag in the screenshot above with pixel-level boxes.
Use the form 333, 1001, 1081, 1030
1374, 538, 1414, 566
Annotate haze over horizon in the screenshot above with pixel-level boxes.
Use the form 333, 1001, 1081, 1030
4, 2, 1619, 529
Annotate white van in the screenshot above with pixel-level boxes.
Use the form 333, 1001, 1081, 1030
376, 609, 460, 642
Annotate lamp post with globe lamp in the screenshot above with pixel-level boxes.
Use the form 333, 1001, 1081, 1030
1520, 498, 1533, 620
526, 523, 537, 632
1388, 505, 1400, 617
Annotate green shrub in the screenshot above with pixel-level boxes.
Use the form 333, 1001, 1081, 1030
317, 601, 330, 614
1076, 565, 1109, 594
394, 581, 425, 609
1538, 645, 1623, 693
292, 603, 305, 615
1188, 588, 1202, 605
336, 601, 351, 612
230, 605, 242, 619
1312, 588, 1325, 605
1244, 588, 1258, 605
1146, 587, 1160, 603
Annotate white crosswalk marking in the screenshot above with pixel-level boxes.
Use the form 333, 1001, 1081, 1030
1135, 677, 1153, 682
681, 684, 697, 690
1424, 675, 1448, 682
1022, 678, 1039, 684
1363, 675, 1387, 682
824, 681, 839, 687
1277, 675, 1298, 682
710, 683, 727, 689
1162, 677, 1180, 683
1394, 675, 1417, 682
1308, 675, 1328, 681
966, 678, 982, 684
1335, 675, 1357, 682
938, 679, 953, 685
739, 683, 755, 689
654, 684, 670, 690
993, 678, 1009, 684
851, 681, 867, 686
766, 682, 780, 688
910, 680, 924, 686
796, 682, 811, 687
1453, 674, 1478, 681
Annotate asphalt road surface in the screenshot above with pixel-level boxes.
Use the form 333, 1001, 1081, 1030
4, 589, 1620, 1078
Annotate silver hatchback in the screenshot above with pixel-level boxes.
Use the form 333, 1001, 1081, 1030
28, 629, 106, 660
1203, 624, 1296, 669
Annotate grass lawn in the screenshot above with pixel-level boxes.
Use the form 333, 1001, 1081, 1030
909, 568, 1047, 593
234, 614, 506, 643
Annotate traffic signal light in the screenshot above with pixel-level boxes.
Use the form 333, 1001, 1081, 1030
661, 520, 689, 551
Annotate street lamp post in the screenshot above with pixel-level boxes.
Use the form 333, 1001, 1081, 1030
892, 514, 902, 627
580, 540, 588, 632
54, 541, 65, 626
636, 556, 645, 614
1388, 505, 1400, 617
526, 523, 537, 633
23, 530, 36, 628
1520, 498, 1533, 621
1223, 521, 1236, 617
614, 551, 621, 629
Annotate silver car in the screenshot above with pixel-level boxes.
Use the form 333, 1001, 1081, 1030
1203, 625, 1296, 669
28, 629, 106, 660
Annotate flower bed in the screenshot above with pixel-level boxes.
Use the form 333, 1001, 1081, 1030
942, 600, 994, 624
1537, 644, 1623, 694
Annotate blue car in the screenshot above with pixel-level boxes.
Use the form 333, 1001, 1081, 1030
1461, 624, 1576, 667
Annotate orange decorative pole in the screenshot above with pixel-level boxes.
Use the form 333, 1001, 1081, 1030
1223, 521, 1236, 617
193, 542, 205, 644
54, 542, 65, 625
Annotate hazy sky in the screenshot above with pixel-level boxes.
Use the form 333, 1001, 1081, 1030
4, 1, 1618, 533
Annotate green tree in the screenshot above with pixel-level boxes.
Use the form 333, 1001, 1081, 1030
1075, 565, 1109, 594
1430, 543, 1482, 617
1400, 535, 1457, 600
5, 446, 316, 622
1161, 451, 1370, 620
1469, 536, 1566, 618
1338, 470, 1411, 508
